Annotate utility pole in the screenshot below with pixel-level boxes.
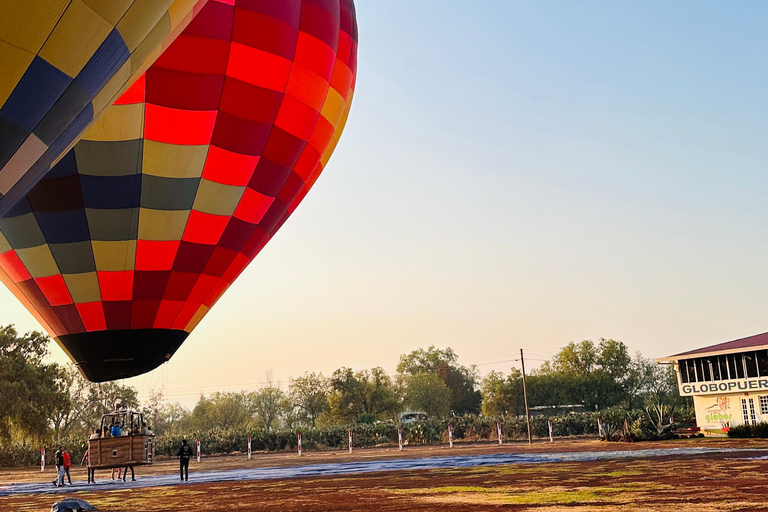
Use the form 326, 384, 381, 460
520, 348, 533, 444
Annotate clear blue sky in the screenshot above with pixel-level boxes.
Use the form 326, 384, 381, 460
5, 1, 768, 403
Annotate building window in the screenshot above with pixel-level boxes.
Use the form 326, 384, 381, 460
698, 358, 710, 381
730, 354, 745, 379
681, 351, 768, 383
707, 357, 720, 380
745, 352, 759, 378
760, 396, 768, 416
719, 355, 730, 380
758, 350, 768, 377
688, 359, 698, 382
679, 360, 689, 383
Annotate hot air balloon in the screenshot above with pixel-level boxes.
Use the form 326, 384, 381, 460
0, 0, 207, 217
0, 0, 358, 382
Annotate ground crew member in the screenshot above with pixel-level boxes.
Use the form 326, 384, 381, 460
62, 449, 72, 485
178, 439, 193, 482
52, 446, 64, 487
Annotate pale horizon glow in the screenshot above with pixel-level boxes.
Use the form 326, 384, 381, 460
3, 1, 768, 408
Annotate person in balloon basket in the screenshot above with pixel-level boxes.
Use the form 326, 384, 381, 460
178, 439, 193, 482
52, 446, 64, 487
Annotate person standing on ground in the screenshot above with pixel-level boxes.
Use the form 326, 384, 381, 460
177, 439, 192, 482
87, 428, 99, 484
52, 446, 64, 487
62, 449, 72, 485
122, 464, 135, 482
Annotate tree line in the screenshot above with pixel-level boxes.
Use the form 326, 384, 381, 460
0, 325, 685, 454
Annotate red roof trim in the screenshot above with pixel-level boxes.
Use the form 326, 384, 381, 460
667, 331, 768, 359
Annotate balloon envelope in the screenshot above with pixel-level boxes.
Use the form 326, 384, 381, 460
0, 0, 358, 382
0, 0, 207, 217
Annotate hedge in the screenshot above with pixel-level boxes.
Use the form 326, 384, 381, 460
153, 413, 607, 457
1, 410, 693, 466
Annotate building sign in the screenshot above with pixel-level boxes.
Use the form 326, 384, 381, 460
680, 377, 768, 396
693, 395, 732, 429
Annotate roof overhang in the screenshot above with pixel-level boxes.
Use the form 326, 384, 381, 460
657, 344, 768, 364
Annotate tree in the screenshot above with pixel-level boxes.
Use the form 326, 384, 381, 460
481, 369, 524, 417
403, 372, 451, 418
289, 372, 329, 427
87, 381, 140, 421
144, 390, 190, 436
397, 346, 482, 414
535, 339, 636, 410
0, 325, 68, 444
50, 364, 92, 440
330, 367, 401, 422
249, 373, 287, 431
643, 363, 681, 435
189, 392, 251, 431
49, 364, 140, 441
526, 372, 581, 413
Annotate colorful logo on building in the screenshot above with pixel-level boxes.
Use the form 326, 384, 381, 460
704, 396, 732, 424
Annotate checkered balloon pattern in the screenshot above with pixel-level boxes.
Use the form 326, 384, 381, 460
0, 0, 358, 381
0, 0, 208, 218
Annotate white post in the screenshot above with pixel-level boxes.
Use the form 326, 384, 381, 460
298, 432, 302, 456
196, 439, 201, 463
496, 421, 503, 445
548, 419, 553, 443
597, 417, 603, 438
247, 435, 252, 460
448, 424, 454, 448
40, 447, 45, 472
348, 429, 353, 454
398, 427, 403, 451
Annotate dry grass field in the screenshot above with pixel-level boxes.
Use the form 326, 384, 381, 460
4, 438, 768, 511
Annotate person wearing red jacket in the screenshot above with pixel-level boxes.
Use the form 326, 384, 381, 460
62, 449, 72, 485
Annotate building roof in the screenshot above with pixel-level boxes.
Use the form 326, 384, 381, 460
657, 331, 768, 363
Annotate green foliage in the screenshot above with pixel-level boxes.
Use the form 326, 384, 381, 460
143, 390, 190, 436
289, 372, 329, 427
151, 412, 615, 459
249, 384, 288, 432
0, 337, 690, 467
329, 366, 401, 421
642, 364, 681, 435
355, 413, 377, 424
403, 372, 451, 418
727, 422, 768, 438
0, 326, 68, 444
189, 392, 253, 432
397, 346, 482, 415
481, 370, 524, 417
535, 339, 635, 410
530, 339, 680, 415
49, 363, 141, 441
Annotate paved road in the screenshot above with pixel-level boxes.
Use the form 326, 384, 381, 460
2, 446, 763, 496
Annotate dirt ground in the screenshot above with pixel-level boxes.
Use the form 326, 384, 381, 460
5, 437, 768, 511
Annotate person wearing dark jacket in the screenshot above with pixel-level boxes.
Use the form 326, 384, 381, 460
52, 446, 64, 487
122, 464, 136, 482
177, 439, 193, 482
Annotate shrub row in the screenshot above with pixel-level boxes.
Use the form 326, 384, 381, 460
0, 441, 88, 468
0, 409, 696, 466
153, 413, 610, 457
727, 422, 768, 438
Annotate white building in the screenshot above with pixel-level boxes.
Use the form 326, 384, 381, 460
658, 331, 768, 435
